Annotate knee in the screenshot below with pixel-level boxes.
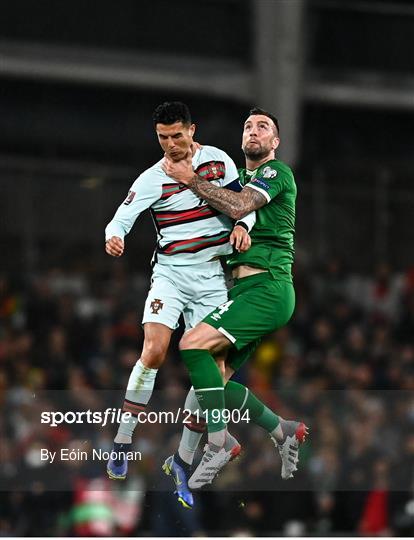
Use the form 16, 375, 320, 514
179, 328, 204, 351
141, 340, 167, 368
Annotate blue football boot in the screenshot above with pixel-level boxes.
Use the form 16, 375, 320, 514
162, 454, 194, 509
107, 442, 129, 480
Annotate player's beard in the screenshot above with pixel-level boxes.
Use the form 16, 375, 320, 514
243, 142, 269, 162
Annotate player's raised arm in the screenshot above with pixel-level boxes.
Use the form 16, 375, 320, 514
105, 171, 162, 256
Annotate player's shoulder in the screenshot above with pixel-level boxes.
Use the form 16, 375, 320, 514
136, 160, 165, 183
127, 161, 165, 196
199, 145, 232, 162
258, 159, 294, 181
143, 158, 165, 176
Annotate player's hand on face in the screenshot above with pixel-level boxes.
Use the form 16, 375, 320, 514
162, 154, 194, 185
230, 225, 251, 253
105, 236, 124, 257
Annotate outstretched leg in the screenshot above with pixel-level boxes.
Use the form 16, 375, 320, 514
107, 322, 171, 480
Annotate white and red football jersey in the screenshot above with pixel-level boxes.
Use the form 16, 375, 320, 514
105, 145, 255, 265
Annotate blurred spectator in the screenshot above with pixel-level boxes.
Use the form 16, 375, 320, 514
1, 260, 413, 535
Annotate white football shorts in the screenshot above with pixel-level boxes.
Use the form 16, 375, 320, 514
142, 260, 228, 330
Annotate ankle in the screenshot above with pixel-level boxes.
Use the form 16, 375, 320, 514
113, 441, 131, 466
224, 431, 239, 451
174, 452, 192, 473
115, 433, 132, 444
208, 428, 226, 448
271, 421, 284, 442
207, 443, 223, 453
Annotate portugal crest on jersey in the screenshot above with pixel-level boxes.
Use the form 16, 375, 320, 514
195, 161, 226, 181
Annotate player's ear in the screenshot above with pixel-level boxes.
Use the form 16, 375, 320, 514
189, 123, 196, 137
272, 137, 280, 151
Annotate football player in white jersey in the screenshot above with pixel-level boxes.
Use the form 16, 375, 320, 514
105, 102, 255, 494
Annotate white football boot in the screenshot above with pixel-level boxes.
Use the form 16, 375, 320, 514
271, 419, 309, 479
188, 444, 233, 489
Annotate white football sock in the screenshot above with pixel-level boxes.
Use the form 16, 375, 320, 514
208, 428, 226, 449
114, 359, 158, 443
270, 421, 284, 442
178, 387, 206, 465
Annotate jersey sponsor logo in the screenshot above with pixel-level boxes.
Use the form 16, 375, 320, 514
251, 178, 271, 191
123, 190, 136, 205
195, 161, 226, 181
154, 205, 220, 229
150, 298, 164, 314
262, 166, 277, 179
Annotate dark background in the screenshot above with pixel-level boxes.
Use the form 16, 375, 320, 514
1, 0, 414, 273
1, 0, 414, 537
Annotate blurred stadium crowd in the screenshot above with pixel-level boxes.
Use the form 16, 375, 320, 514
1, 256, 414, 536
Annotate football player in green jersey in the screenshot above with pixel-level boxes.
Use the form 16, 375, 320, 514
162, 108, 308, 492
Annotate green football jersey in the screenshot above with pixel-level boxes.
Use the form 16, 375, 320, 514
227, 159, 296, 282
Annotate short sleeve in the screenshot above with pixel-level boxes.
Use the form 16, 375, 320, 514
245, 164, 290, 203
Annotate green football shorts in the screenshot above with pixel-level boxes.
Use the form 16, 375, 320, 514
203, 271, 295, 371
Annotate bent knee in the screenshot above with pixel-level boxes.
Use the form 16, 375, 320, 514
141, 341, 167, 368
179, 323, 228, 354
179, 329, 203, 351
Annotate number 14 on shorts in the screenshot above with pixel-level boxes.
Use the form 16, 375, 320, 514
210, 300, 234, 321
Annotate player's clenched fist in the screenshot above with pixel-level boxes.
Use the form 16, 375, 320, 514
105, 236, 124, 257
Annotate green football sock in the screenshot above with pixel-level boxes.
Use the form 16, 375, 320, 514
181, 349, 226, 434
225, 380, 280, 432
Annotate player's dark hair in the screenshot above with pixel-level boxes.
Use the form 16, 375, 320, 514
152, 101, 192, 127
249, 107, 280, 136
